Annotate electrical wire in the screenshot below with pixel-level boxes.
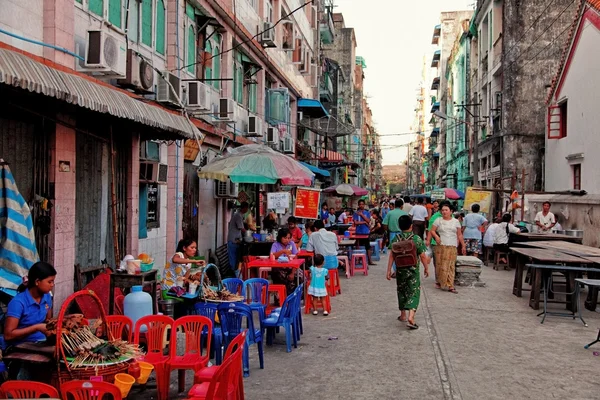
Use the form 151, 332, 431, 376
175, 0, 314, 72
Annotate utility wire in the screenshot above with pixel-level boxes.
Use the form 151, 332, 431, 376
175, 0, 314, 72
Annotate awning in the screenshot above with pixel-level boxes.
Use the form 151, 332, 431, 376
430, 127, 440, 137
298, 98, 329, 118
0, 48, 201, 139
318, 149, 344, 162
431, 77, 440, 90
431, 102, 440, 113
300, 162, 330, 177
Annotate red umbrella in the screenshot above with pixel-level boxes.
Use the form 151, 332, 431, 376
323, 184, 368, 196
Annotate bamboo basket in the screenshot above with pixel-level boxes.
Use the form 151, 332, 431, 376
51, 290, 131, 388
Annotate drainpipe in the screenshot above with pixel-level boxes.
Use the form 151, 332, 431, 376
175, 0, 181, 246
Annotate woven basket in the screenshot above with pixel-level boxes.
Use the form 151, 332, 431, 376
199, 263, 223, 298
53, 290, 132, 389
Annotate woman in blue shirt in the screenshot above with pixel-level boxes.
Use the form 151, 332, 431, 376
5, 262, 56, 345
461, 204, 488, 257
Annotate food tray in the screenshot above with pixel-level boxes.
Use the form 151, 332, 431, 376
61, 354, 133, 367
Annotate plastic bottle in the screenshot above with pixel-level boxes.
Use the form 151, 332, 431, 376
124, 286, 153, 333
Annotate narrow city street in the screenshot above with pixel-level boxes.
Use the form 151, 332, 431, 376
241, 258, 600, 400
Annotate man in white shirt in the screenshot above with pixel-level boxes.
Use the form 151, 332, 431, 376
306, 220, 339, 256
403, 196, 413, 214
338, 210, 348, 224
534, 201, 556, 234
409, 197, 429, 238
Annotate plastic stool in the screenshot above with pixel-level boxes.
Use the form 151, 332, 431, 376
370, 242, 380, 261
337, 255, 351, 278
327, 269, 341, 297
493, 251, 509, 271
305, 294, 331, 314
266, 284, 287, 315
352, 253, 368, 276
259, 267, 272, 279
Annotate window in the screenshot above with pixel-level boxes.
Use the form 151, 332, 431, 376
244, 65, 258, 113
155, 0, 166, 55
212, 34, 221, 90
204, 41, 213, 82
89, 0, 103, 16
108, 0, 122, 28
265, 0, 273, 22
141, 0, 153, 46
139, 140, 160, 235
233, 52, 244, 103
186, 6, 197, 75
548, 101, 567, 139
573, 164, 581, 190
560, 101, 567, 138
140, 140, 160, 161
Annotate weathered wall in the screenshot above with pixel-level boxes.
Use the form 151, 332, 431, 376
502, 0, 579, 191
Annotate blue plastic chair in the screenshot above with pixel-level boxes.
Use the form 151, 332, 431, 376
217, 302, 264, 377
262, 292, 296, 352
193, 302, 224, 365
222, 278, 244, 295
271, 283, 303, 344
243, 278, 269, 320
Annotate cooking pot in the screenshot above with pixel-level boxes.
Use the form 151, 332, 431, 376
564, 229, 584, 238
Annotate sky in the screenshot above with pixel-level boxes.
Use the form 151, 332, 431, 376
334, 0, 475, 165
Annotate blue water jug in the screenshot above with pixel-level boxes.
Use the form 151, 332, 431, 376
124, 285, 153, 332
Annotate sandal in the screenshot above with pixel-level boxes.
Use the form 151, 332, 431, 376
448, 288, 458, 294
313, 310, 318, 315
398, 315, 407, 322
435, 283, 441, 289
407, 321, 419, 330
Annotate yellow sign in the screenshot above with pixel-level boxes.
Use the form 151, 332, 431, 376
464, 187, 492, 215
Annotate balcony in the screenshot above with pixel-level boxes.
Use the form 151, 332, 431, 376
320, 11, 335, 45
432, 24, 441, 45
431, 50, 441, 68
478, 165, 500, 182
319, 73, 334, 103
431, 77, 440, 90
492, 35, 503, 76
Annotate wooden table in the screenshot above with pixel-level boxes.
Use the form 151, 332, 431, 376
109, 270, 158, 315
510, 247, 593, 309
510, 233, 583, 244
247, 259, 305, 286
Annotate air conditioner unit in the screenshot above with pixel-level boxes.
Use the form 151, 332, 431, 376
186, 81, 211, 110
260, 21, 276, 47
266, 126, 279, 143
157, 71, 182, 108
214, 179, 239, 198
83, 29, 127, 77
118, 49, 154, 92
246, 115, 263, 137
218, 98, 236, 120
283, 136, 294, 154
140, 161, 168, 184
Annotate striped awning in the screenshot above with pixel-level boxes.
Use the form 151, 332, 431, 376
0, 48, 201, 139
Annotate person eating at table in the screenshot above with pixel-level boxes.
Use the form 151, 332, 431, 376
287, 216, 303, 246
321, 203, 331, 227
535, 201, 556, 234
354, 199, 376, 266
270, 228, 303, 293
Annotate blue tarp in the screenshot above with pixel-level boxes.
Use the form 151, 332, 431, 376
300, 162, 330, 177
298, 98, 329, 117
0, 162, 39, 290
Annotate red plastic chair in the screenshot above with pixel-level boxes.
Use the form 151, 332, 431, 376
134, 315, 175, 400
189, 331, 246, 400
166, 315, 213, 393
114, 294, 125, 315
60, 380, 122, 400
106, 314, 133, 341
194, 328, 247, 384
326, 269, 341, 297
0, 380, 59, 399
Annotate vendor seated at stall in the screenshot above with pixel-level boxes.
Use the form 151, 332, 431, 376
163, 238, 206, 298
270, 228, 303, 295
4, 262, 56, 379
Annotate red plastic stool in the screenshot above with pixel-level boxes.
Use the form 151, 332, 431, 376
304, 294, 331, 314
337, 255, 351, 278
327, 269, 341, 297
266, 284, 287, 315
352, 253, 368, 276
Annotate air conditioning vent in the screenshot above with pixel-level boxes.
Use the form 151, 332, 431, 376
140, 161, 168, 184
118, 49, 154, 92
218, 98, 235, 120
186, 81, 211, 110
246, 116, 263, 137
283, 136, 294, 154
83, 29, 127, 77
214, 179, 239, 198
266, 126, 279, 144
260, 21, 276, 48
157, 71, 182, 108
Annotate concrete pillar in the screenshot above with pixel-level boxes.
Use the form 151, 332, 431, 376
48, 114, 76, 309
166, 143, 183, 254
43, 0, 75, 67
126, 134, 140, 257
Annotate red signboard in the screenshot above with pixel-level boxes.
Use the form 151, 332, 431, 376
293, 187, 321, 220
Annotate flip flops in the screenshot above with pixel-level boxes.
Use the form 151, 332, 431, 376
407, 321, 419, 330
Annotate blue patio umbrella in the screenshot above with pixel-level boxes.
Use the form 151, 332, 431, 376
0, 160, 39, 290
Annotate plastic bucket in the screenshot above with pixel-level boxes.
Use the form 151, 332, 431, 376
114, 373, 136, 398
136, 362, 154, 384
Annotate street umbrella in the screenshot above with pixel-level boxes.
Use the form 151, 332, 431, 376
0, 160, 40, 290
444, 188, 465, 200
323, 184, 369, 196
198, 144, 314, 185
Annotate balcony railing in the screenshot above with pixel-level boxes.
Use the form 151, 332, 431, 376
477, 165, 501, 182
319, 73, 334, 102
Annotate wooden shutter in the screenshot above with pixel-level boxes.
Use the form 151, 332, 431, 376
155, 0, 166, 55
292, 39, 302, 63
547, 105, 562, 139
141, 0, 153, 46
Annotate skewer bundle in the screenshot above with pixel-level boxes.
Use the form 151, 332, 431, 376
202, 282, 244, 302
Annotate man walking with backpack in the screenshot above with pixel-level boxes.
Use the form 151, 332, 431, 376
386, 215, 430, 329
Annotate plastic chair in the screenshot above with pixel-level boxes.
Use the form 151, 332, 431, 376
0, 380, 59, 399
105, 315, 133, 342
327, 269, 341, 297
167, 316, 212, 393
222, 278, 243, 295
188, 332, 246, 400
262, 292, 296, 352
258, 267, 272, 280
114, 294, 125, 315
337, 255, 351, 278
134, 315, 174, 400
193, 302, 224, 365
266, 284, 287, 315
243, 278, 269, 320
217, 302, 264, 377
352, 253, 368, 276
305, 294, 331, 314
194, 329, 247, 390
60, 380, 122, 400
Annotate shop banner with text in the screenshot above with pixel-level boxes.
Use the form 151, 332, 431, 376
464, 187, 492, 214
294, 187, 321, 220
